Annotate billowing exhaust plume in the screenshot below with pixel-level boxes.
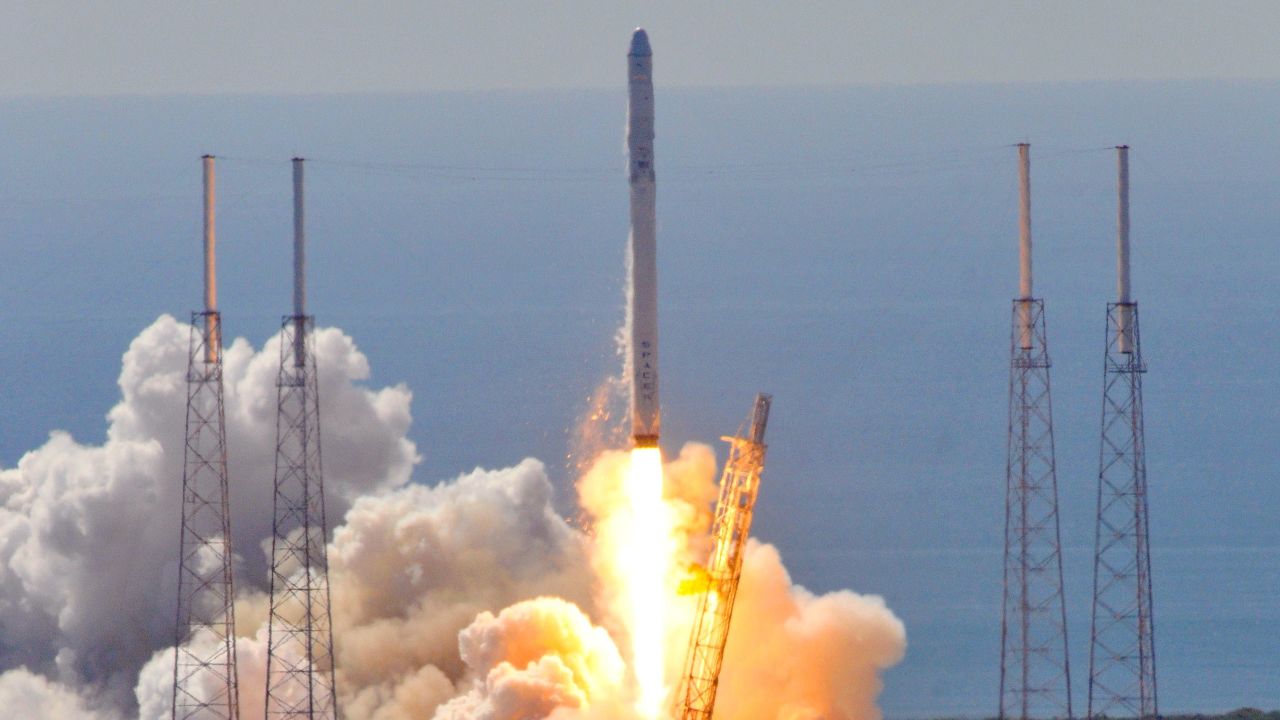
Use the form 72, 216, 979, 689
0, 316, 904, 719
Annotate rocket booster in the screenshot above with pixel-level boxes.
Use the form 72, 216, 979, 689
627, 28, 659, 448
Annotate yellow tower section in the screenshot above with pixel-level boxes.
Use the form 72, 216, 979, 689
676, 393, 772, 720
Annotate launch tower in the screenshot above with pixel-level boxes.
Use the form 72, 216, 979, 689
172, 155, 241, 720
999, 144, 1074, 720
1086, 145, 1158, 720
676, 393, 772, 720
264, 159, 339, 719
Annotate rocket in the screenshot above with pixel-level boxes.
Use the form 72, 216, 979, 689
627, 28, 659, 449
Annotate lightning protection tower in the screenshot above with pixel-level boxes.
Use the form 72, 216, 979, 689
999, 143, 1074, 720
264, 158, 339, 719
1086, 145, 1158, 720
173, 155, 241, 720
676, 393, 772, 720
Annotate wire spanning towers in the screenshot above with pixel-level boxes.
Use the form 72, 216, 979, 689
173, 155, 241, 720
999, 143, 1074, 720
1087, 145, 1158, 720
264, 158, 339, 719
676, 393, 772, 720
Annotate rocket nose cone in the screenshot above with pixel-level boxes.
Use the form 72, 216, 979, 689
629, 28, 652, 57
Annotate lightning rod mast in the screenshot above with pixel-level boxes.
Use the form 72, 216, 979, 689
999, 143, 1074, 720
264, 158, 339, 719
1087, 145, 1158, 720
172, 155, 241, 720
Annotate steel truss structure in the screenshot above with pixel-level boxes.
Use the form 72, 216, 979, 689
173, 310, 240, 720
676, 393, 772, 720
1087, 302, 1157, 720
264, 315, 339, 719
1000, 298, 1074, 720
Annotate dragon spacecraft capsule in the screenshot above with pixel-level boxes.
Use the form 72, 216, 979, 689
627, 28, 659, 449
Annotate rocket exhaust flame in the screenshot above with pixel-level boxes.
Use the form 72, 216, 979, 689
622, 446, 669, 718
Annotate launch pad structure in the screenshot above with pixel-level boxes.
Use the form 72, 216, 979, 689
172, 155, 241, 720
999, 144, 1074, 720
1086, 146, 1158, 720
264, 159, 340, 719
676, 393, 773, 720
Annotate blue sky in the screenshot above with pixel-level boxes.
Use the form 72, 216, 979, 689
3, 2, 1280, 95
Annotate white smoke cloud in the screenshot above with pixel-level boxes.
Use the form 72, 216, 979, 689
0, 667, 115, 719
0, 315, 905, 719
131, 455, 594, 720
0, 315, 416, 713
432, 597, 627, 720
324, 458, 593, 717
715, 543, 906, 720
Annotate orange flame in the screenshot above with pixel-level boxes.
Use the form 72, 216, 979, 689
621, 446, 669, 717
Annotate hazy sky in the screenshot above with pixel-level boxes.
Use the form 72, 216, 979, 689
4, 1, 1280, 95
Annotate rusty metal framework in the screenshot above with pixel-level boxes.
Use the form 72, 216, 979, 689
173, 310, 240, 720
1000, 298, 1073, 720
1087, 302, 1157, 720
264, 315, 338, 719
676, 393, 772, 720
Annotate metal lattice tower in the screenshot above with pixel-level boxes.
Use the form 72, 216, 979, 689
1087, 146, 1157, 720
676, 393, 772, 720
1000, 144, 1073, 720
265, 159, 339, 719
173, 155, 241, 720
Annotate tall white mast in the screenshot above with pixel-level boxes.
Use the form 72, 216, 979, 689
292, 157, 306, 367
203, 154, 219, 363
1116, 145, 1133, 353
1017, 143, 1033, 350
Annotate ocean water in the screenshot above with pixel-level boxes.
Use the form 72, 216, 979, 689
0, 82, 1278, 716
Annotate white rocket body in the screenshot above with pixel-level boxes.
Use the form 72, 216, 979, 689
628, 29, 660, 448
